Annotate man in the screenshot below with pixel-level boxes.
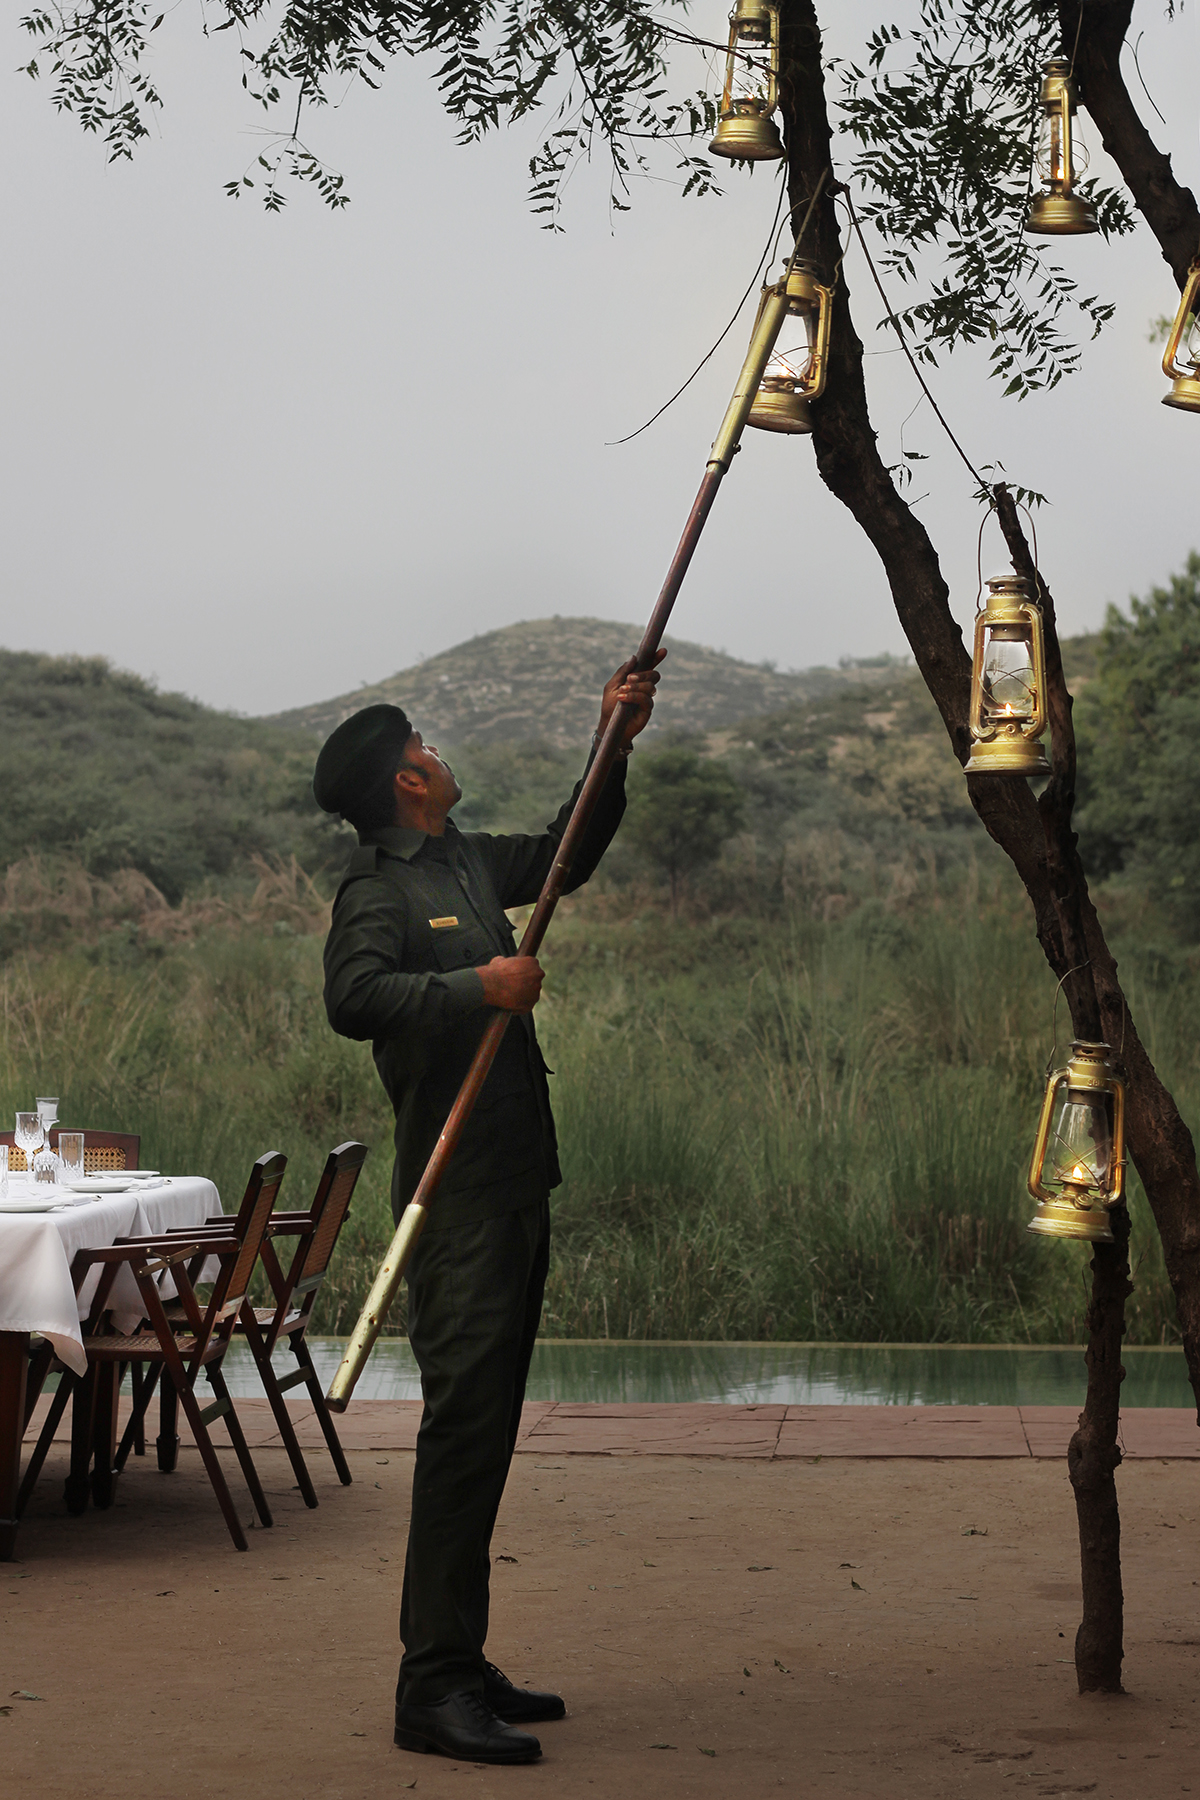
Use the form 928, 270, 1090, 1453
316, 653, 662, 1766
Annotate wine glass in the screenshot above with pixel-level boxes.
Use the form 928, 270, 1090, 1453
14, 1112, 44, 1181
58, 1132, 85, 1184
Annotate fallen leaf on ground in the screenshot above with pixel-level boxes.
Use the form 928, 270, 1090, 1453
850, 1579, 867, 1591
699, 1747, 717, 1756
649, 1743, 677, 1750
747, 1564, 773, 1572
743, 1667, 752, 1677
155, 1590, 175, 1597
774, 1659, 790, 1674
496, 1555, 518, 1563
10, 1692, 43, 1701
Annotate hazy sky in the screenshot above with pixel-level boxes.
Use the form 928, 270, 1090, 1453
3, 3, 1197, 716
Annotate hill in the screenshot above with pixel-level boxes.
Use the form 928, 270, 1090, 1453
269, 617, 910, 749
0, 650, 336, 906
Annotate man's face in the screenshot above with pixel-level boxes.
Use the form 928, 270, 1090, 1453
399, 731, 462, 814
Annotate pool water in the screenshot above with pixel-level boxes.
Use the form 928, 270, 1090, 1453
219, 1338, 1196, 1408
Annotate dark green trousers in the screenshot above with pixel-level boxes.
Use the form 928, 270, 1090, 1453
397, 1195, 550, 1705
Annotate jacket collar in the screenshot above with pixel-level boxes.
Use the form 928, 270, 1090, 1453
363, 821, 460, 864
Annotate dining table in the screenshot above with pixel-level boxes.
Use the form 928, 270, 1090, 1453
0, 1173, 224, 1559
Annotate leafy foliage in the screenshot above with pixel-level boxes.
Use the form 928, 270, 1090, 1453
19, 0, 718, 221
1075, 552, 1200, 932
20, 2, 1148, 393
624, 740, 744, 914
838, 0, 1136, 395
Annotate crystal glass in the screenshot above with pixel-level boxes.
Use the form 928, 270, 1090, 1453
14, 1112, 43, 1178
36, 1095, 59, 1131
58, 1132, 85, 1182
0, 1145, 8, 1200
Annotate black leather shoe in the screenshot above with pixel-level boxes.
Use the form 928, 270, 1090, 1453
483, 1660, 566, 1724
393, 1690, 541, 1763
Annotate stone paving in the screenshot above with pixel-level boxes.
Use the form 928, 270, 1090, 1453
26, 1395, 1200, 1457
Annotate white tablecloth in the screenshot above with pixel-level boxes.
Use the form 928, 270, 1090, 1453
0, 1177, 223, 1376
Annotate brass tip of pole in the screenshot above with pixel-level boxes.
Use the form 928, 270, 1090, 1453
325, 1393, 349, 1414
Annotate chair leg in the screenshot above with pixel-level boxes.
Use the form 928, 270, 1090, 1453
291, 1337, 352, 1487
22, 1339, 55, 1433
16, 1375, 73, 1519
206, 1364, 273, 1529
254, 1344, 319, 1509
130, 1363, 148, 1456
116, 1366, 159, 1474
90, 1363, 121, 1509
65, 1369, 97, 1515
157, 1371, 180, 1472
174, 1380, 249, 1553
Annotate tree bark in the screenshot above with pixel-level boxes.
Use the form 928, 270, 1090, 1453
1057, 0, 1200, 285
777, 0, 1200, 1695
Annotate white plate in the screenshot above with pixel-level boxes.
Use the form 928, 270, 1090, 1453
119, 1170, 161, 1179
0, 1196, 69, 1213
64, 1178, 133, 1194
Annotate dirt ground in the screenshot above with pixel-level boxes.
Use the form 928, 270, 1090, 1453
2, 1444, 1198, 1799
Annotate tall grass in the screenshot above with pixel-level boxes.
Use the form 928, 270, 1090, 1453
0, 874, 1191, 1343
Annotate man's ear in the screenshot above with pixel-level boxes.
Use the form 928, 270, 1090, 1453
393, 763, 427, 799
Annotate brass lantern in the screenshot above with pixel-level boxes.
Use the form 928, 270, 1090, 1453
964, 574, 1051, 775
1161, 259, 1200, 413
709, 0, 784, 162
1026, 57, 1099, 236
1027, 1041, 1126, 1242
746, 262, 833, 433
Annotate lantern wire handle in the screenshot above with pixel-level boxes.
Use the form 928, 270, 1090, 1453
973, 497, 1040, 611
1045, 961, 1091, 1079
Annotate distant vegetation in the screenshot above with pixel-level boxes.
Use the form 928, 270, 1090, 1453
0, 650, 342, 912
0, 885, 1183, 1345
1, 569, 1196, 1346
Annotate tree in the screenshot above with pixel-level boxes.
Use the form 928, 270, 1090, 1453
21, 0, 1200, 1701
625, 743, 743, 915
1075, 553, 1200, 935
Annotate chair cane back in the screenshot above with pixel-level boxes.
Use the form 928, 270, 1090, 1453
0, 1129, 139, 1174
166, 1140, 368, 1507
18, 1151, 287, 1551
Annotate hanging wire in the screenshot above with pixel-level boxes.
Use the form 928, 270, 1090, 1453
608, 173, 787, 446
609, 168, 828, 447
1045, 962, 1091, 1077
838, 188, 988, 491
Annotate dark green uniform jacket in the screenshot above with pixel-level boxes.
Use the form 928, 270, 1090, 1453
323, 760, 626, 1230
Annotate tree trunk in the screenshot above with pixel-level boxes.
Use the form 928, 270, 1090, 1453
778, 0, 1200, 1695
1070, 1206, 1132, 1692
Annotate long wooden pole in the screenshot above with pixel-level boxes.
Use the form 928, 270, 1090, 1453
326, 279, 796, 1412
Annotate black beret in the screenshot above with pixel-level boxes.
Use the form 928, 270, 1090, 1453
312, 704, 413, 814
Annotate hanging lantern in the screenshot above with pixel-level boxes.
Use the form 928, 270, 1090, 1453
1026, 57, 1098, 236
1027, 1041, 1126, 1242
709, 0, 784, 162
746, 262, 833, 434
1161, 259, 1200, 413
964, 573, 1051, 776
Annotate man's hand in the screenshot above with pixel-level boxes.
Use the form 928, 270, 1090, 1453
597, 650, 666, 750
478, 955, 545, 1013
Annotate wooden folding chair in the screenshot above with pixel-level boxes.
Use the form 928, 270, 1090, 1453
19, 1151, 287, 1551
166, 1141, 368, 1508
